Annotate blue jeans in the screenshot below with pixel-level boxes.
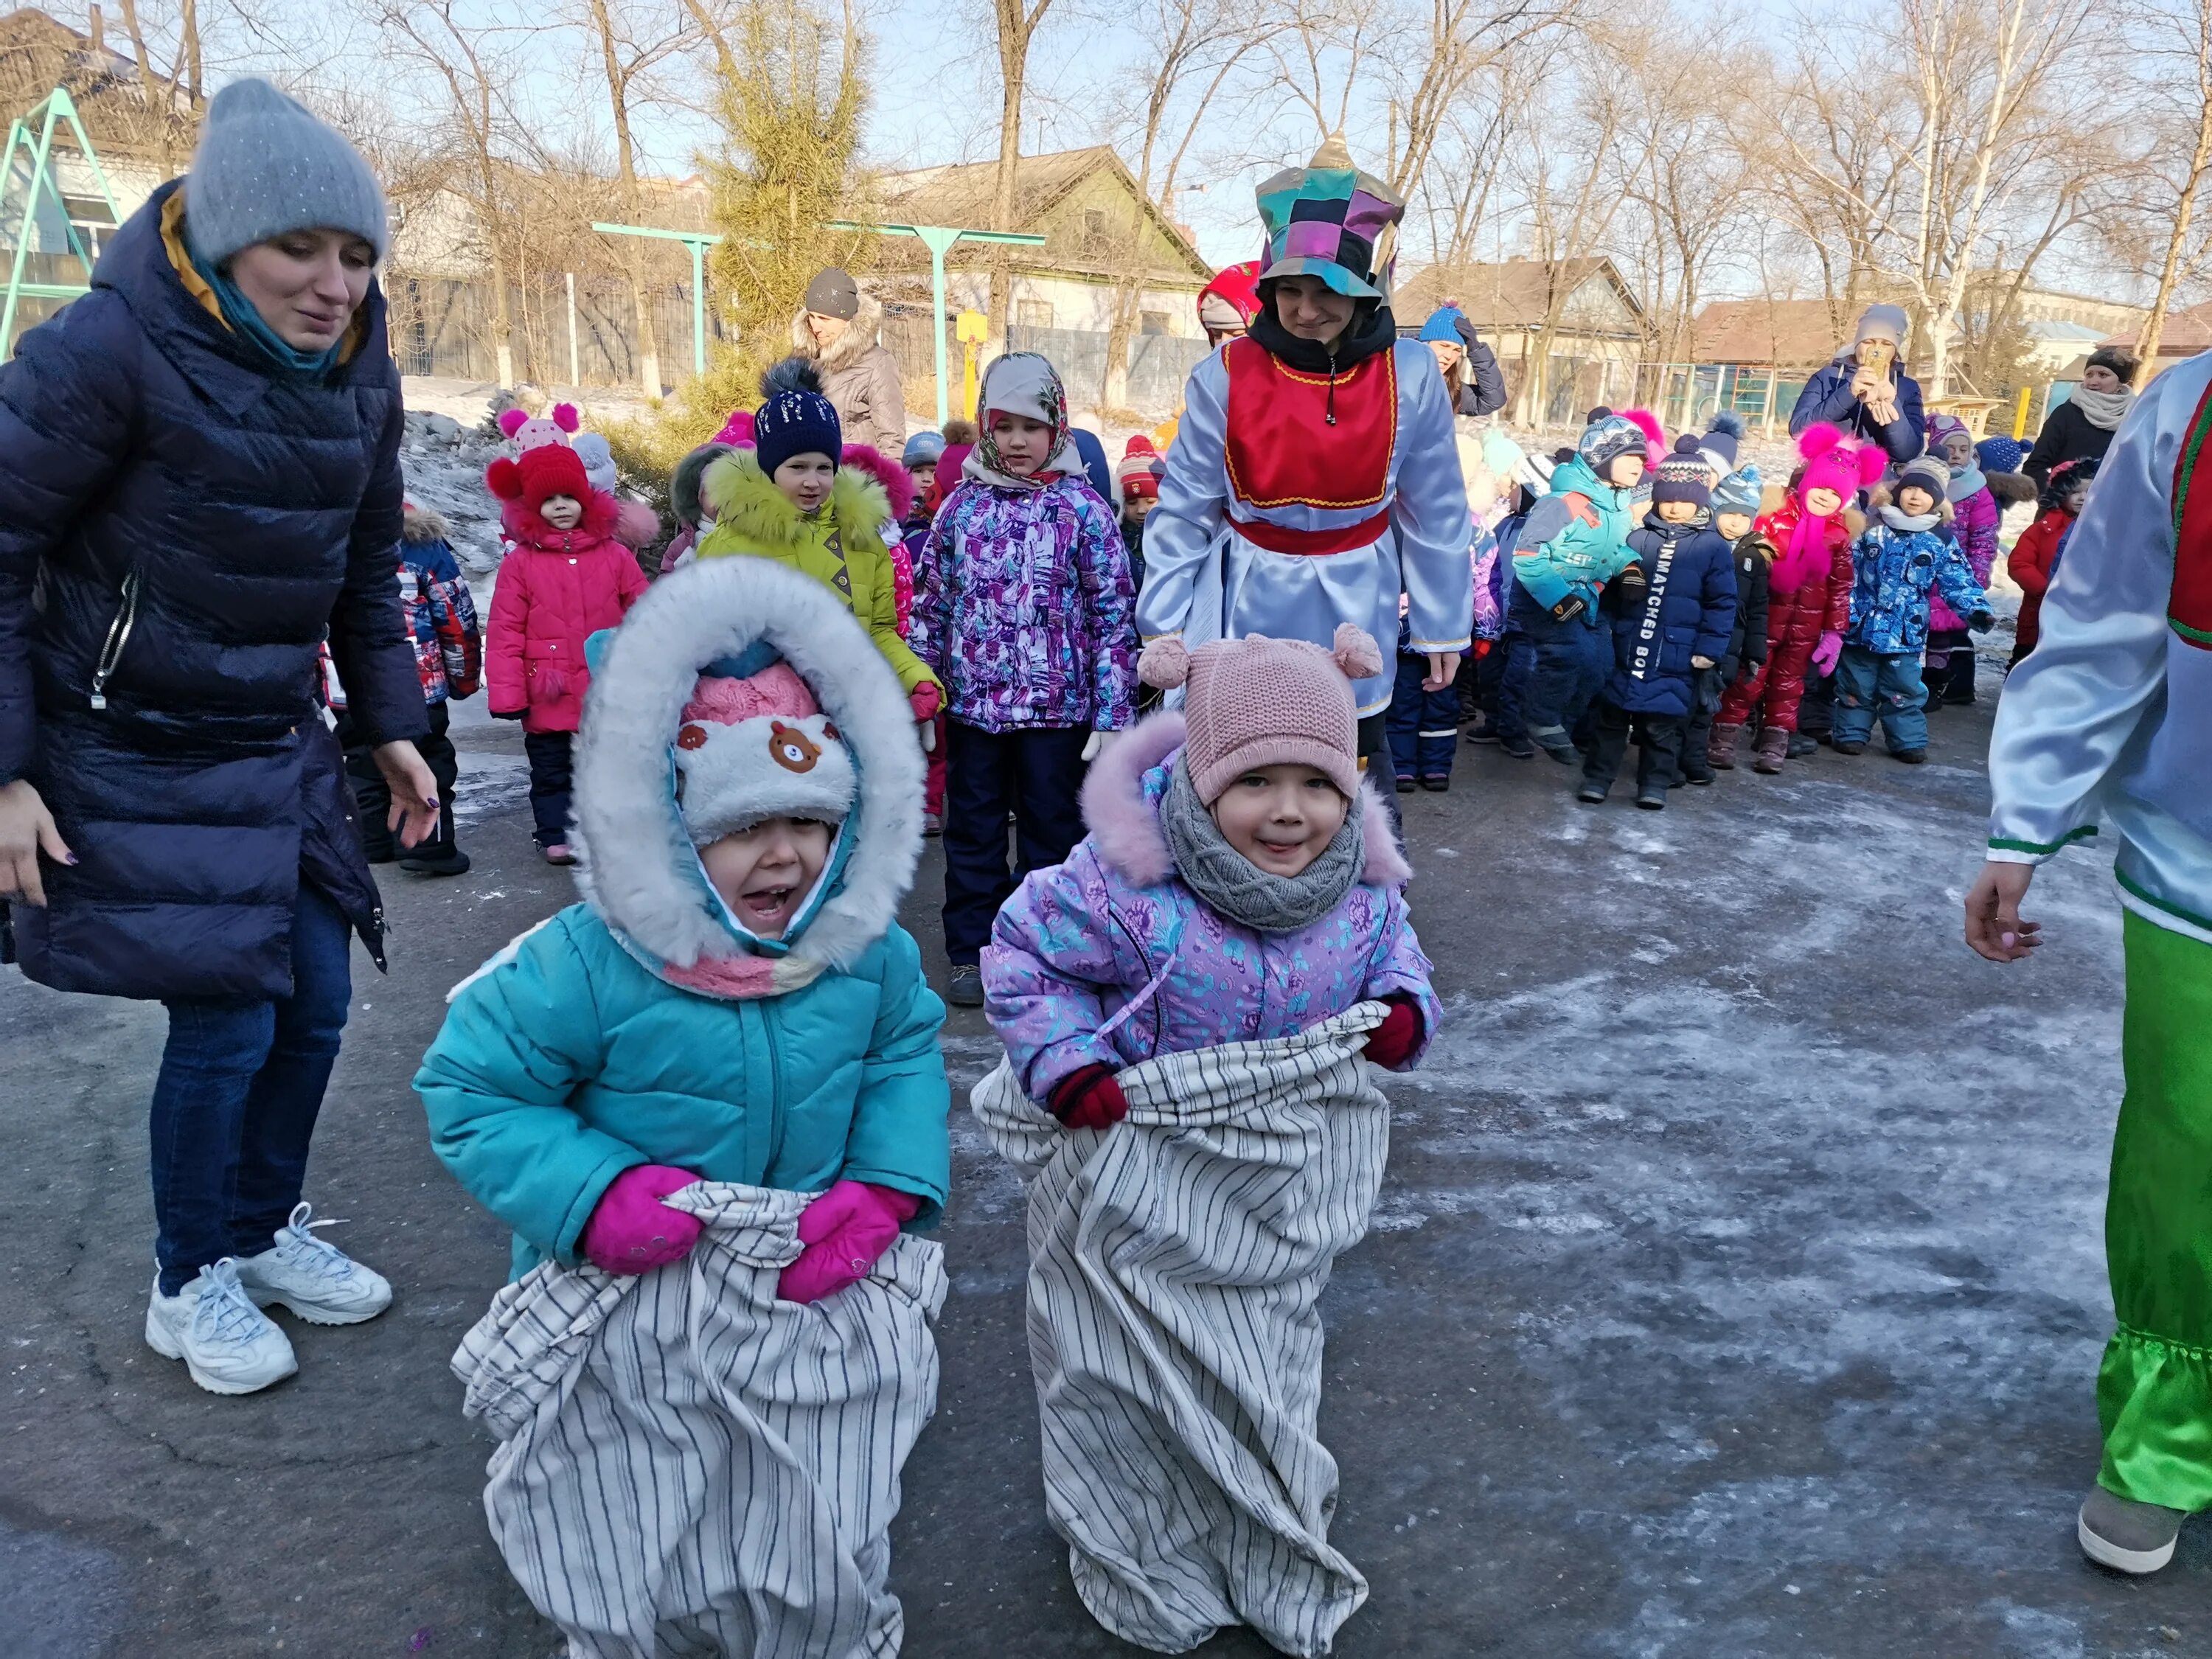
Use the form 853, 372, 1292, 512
1833, 647, 1929, 753
149, 882, 353, 1293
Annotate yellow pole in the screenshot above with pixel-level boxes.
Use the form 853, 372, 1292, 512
956, 309, 989, 422
2013, 385, 2032, 440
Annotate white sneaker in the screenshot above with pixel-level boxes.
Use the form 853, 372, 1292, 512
232, 1202, 394, 1326
145, 1259, 299, 1395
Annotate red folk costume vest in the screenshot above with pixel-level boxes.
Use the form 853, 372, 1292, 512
1222, 336, 1397, 556
2171, 377, 2212, 647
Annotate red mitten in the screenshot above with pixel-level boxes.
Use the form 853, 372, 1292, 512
777, 1180, 922, 1304
908, 681, 942, 723
1047, 1062, 1128, 1131
581, 1164, 703, 1275
1362, 998, 1422, 1070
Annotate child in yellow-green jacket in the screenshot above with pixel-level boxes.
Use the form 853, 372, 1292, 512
696, 358, 942, 728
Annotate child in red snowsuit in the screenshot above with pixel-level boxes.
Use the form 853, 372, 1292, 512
2007, 457, 2096, 667
1710, 423, 1884, 775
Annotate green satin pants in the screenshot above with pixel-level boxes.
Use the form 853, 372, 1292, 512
2098, 910, 2212, 1509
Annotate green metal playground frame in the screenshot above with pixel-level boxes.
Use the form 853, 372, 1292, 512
1, 86, 123, 360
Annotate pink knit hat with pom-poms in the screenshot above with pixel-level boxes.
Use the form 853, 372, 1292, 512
1797, 422, 1887, 508
1138, 625, 1380, 804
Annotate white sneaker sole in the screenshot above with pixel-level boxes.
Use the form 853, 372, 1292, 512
243, 1284, 392, 1326
2078, 1507, 2179, 1575
144, 1307, 298, 1396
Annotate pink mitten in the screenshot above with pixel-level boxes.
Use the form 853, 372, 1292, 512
582, 1164, 703, 1275
1811, 630, 1844, 678
777, 1180, 921, 1304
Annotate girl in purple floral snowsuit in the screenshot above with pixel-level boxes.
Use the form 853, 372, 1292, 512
981, 629, 1439, 1126
909, 353, 1135, 1006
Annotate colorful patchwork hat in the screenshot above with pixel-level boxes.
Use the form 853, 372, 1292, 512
1253, 133, 1404, 302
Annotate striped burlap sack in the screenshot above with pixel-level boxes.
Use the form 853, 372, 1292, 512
451, 1181, 946, 1659
970, 1003, 1392, 1658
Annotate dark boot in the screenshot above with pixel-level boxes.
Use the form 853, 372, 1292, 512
1752, 726, 1789, 774
1708, 721, 1742, 771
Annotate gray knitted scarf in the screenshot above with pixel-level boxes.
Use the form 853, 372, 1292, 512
1160, 759, 1364, 933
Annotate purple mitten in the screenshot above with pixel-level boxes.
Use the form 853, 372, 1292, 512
582, 1164, 703, 1275
777, 1180, 921, 1304
1810, 630, 1844, 678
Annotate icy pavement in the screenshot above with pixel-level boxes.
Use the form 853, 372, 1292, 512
2, 667, 2194, 1659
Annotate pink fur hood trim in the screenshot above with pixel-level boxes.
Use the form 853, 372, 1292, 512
1080, 710, 1413, 888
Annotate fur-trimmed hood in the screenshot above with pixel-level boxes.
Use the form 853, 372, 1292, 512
697, 448, 891, 560
403, 504, 452, 544
500, 487, 624, 552
1079, 710, 1412, 890
568, 557, 925, 1000
789, 290, 885, 376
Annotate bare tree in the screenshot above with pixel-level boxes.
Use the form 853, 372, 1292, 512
987, 0, 1060, 338
377, 0, 531, 387
2128, 0, 2212, 381
1499, 34, 1630, 422
578, 0, 692, 394
1099, 0, 1276, 406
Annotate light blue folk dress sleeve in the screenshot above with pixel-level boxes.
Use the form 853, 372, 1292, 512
1985, 364, 2197, 865
1136, 352, 1231, 646
1391, 347, 1475, 655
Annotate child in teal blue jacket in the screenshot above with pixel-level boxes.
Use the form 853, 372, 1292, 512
417, 556, 950, 1658
417, 557, 950, 1287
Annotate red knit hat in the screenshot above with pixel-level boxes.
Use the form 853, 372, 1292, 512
1116, 435, 1164, 501
486, 442, 591, 512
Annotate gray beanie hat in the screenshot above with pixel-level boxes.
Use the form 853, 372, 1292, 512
184, 79, 389, 267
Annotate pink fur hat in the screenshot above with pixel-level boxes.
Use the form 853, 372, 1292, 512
1138, 626, 1381, 804
674, 661, 855, 845
1798, 422, 1887, 507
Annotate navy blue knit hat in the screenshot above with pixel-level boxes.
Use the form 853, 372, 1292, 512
1651, 433, 1716, 509
753, 357, 842, 479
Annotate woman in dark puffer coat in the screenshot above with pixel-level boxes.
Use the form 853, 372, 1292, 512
0, 82, 438, 1396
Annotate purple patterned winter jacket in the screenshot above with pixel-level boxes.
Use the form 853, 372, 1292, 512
981, 712, 1441, 1102
908, 474, 1135, 732
1930, 484, 1997, 633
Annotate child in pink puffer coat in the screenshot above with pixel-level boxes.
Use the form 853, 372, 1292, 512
484, 442, 649, 863
982, 627, 1439, 1130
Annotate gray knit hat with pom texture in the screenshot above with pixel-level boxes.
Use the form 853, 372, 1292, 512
185, 79, 389, 266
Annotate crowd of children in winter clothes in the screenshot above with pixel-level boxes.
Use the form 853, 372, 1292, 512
1445, 395, 2029, 806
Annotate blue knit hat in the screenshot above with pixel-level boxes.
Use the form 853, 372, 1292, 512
1417, 306, 1467, 344
753, 358, 842, 479
1651, 434, 1717, 509
184, 78, 388, 265
1711, 464, 1762, 521
901, 430, 945, 467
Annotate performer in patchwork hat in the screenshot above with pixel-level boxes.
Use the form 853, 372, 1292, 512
1136, 134, 1473, 757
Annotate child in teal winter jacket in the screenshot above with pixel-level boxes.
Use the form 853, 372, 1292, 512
416, 557, 949, 1655
420, 557, 948, 1276
1834, 456, 1992, 762
1507, 408, 1657, 760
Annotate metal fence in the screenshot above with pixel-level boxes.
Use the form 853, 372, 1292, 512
1641, 363, 1809, 435
878, 305, 1209, 416
384, 273, 726, 392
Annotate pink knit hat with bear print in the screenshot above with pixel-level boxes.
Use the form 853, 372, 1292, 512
1138, 626, 1382, 804
673, 660, 855, 845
